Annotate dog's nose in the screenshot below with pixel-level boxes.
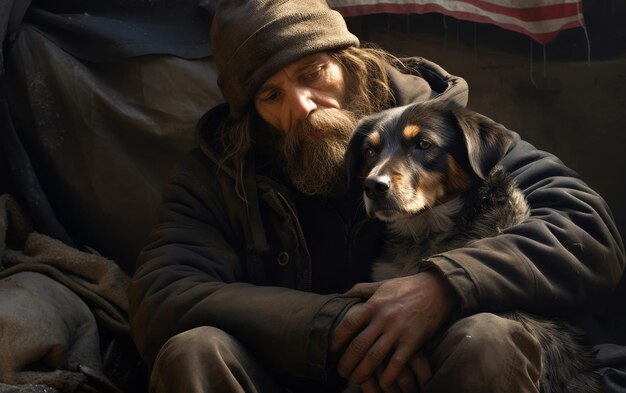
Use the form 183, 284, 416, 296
364, 176, 390, 200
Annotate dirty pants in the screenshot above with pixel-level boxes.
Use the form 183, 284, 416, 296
149, 312, 542, 393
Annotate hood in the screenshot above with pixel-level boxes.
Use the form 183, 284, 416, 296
390, 56, 469, 107
197, 102, 239, 180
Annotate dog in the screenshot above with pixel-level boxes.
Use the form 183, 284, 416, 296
344, 101, 600, 393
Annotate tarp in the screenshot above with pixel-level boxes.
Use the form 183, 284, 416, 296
2, 0, 223, 274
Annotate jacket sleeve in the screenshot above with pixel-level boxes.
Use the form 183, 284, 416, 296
127, 150, 357, 380
429, 132, 625, 316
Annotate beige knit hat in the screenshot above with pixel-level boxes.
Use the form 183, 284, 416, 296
211, 0, 360, 119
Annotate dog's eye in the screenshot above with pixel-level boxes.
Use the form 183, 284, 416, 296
365, 147, 377, 159
417, 140, 432, 150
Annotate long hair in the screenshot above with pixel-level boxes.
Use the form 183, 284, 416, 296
218, 44, 399, 201
329, 44, 398, 117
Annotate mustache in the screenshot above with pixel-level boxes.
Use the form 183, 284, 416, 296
291, 108, 357, 138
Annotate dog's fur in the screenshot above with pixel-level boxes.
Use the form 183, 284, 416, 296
345, 101, 600, 393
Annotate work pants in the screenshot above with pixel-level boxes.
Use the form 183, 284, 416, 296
149, 312, 542, 393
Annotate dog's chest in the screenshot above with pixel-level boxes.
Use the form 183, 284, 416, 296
372, 228, 455, 281
372, 169, 530, 281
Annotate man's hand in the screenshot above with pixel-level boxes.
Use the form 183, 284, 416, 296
330, 272, 458, 390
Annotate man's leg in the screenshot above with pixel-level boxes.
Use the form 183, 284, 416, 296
424, 312, 542, 393
150, 326, 281, 393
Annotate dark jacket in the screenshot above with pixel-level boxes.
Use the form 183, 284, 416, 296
128, 57, 625, 381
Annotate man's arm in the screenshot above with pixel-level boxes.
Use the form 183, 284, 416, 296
432, 133, 625, 316
128, 150, 357, 380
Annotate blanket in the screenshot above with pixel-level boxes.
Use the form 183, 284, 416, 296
0, 194, 129, 393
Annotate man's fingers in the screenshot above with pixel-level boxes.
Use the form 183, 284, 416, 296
379, 343, 414, 388
396, 367, 419, 393
409, 352, 432, 388
338, 321, 384, 379
345, 282, 382, 298
331, 303, 370, 353
347, 332, 395, 384
360, 378, 383, 393
382, 383, 402, 393
376, 366, 401, 393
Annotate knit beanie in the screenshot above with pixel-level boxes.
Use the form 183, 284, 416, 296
211, 0, 360, 119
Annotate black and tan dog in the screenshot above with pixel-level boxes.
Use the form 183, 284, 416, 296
345, 101, 599, 393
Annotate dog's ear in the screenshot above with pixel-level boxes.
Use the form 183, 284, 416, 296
452, 106, 513, 179
344, 118, 375, 192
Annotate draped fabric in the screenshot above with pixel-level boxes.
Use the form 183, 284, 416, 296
328, 0, 585, 44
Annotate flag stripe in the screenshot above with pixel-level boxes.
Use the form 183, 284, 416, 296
456, 0, 580, 8
330, 0, 582, 8
452, 1, 580, 21
328, 0, 584, 44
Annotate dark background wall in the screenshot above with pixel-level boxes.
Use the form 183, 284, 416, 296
346, 1, 626, 238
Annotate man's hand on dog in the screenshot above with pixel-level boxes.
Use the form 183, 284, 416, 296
331, 272, 459, 392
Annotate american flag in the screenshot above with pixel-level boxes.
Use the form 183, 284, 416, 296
327, 0, 585, 44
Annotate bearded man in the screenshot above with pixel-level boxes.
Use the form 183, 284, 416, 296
128, 1, 625, 392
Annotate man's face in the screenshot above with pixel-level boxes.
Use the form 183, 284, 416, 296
253, 52, 363, 196
254, 52, 346, 134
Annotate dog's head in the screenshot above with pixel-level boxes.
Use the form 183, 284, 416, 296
345, 101, 512, 221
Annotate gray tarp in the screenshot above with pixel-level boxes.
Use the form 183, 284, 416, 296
4, 5, 223, 273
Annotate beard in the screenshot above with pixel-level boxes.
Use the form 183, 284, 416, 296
276, 81, 374, 197
279, 108, 357, 197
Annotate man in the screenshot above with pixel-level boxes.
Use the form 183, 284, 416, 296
128, 0, 625, 392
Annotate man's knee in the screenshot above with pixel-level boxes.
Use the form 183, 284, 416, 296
427, 313, 542, 392
151, 327, 238, 392
157, 326, 235, 362
446, 312, 541, 356
151, 326, 278, 393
